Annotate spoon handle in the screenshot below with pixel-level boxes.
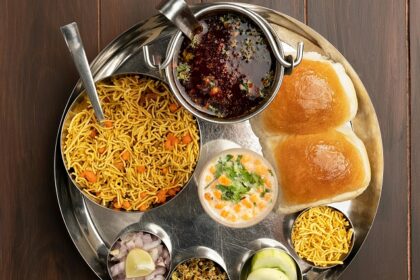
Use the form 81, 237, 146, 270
157, 0, 202, 40
60, 22, 105, 123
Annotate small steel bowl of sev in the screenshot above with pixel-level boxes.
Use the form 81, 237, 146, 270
290, 206, 355, 269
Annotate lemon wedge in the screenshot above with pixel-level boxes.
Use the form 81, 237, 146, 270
125, 248, 155, 278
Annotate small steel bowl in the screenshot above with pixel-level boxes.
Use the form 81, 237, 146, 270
197, 148, 278, 228
106, 223, 173, 280
290, 206, 355, 269
238, 238, 302, 280
170, 246, 230, 279
60, 73, 202, 213
144, 3, 304, 124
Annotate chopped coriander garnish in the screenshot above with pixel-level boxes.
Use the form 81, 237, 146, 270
213, 154, 265, 203
260, 187, 271, 198
239, 79, 254, 94
176, 63, 191, 82
190, 35, 200, 48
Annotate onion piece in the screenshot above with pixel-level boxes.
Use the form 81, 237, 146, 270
108, 232, 170, 280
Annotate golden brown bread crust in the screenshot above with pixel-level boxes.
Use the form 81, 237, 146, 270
251, 26, 383, 214
249, 14, 383, 218
251, 52, 357, 136
260, 128, 370, 213
250, 54, 371, 213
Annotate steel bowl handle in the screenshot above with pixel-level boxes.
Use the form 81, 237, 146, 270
143, 45, 173, 70
274, 41, 304, 70
143, 31, 180, 70
143, 6, 304, 72
157, 0, 202, 40
271, 35, 304, 73
143, 36, 303, 73
249, 10, 304, 73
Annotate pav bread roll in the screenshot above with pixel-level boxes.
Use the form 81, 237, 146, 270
251, 52, 357, 137
261, 128, 371, 214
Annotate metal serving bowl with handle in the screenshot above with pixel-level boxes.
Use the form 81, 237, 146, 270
143, 2, 304, 124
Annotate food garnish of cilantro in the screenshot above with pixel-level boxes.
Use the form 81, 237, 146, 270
214, 154, 271, 203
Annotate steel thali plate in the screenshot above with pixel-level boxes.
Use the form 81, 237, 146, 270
54, 3, 384, 279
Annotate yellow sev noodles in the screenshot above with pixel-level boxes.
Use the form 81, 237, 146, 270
291, 206, 353, 267
63, 75, 200, 211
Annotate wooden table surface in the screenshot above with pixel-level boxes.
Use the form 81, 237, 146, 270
0, 0, 417, 279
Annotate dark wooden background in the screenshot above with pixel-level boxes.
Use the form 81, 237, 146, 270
0, 0, 416, 279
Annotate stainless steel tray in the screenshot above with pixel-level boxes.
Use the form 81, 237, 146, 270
54, 3, 384, 279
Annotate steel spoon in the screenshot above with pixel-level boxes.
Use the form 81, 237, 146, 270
157, 0, 202, 40
60, 22, 105, 124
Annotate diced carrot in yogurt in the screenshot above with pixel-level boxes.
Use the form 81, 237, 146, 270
258, 202, 266, 210
250, 194, 259, 203
210, 166, 216, 174
242, 214, 251, 221
240, 154, 251, 164
215, 203, 224, 209
241, 198, 253, 208
204, 192, 212, 201
264, 193, 272, 202
234, 204, 241, 213
255, 165, 267, 176
205, 175, 212, 183
218, 175, 231, 186
221, 210, 229, 218
264, 178, 272, 188
214, 190, 222, 200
